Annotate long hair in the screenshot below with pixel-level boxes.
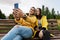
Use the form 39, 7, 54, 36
36, 8, 42, 19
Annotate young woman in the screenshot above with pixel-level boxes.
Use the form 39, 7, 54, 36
34, 8, 50, 40
1, 7, 37, 40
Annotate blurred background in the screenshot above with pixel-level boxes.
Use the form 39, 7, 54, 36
0, 0, 60, 19
0, 0, 60, 40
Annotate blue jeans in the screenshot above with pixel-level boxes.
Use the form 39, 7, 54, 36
1, 25, 33, 40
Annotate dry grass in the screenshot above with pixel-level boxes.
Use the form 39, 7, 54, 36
57, 19, 60, 30
57, 19, 60, 25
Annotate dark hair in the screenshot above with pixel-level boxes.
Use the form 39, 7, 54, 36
36, 8, 42, 19
30, 7, 36, 15
26, 13, 29, 16
31, 7, 36, 12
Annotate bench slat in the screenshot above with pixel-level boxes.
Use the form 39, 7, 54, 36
0, 19, 15, 23
0, 28, 11, 30
0, 23, 15, 26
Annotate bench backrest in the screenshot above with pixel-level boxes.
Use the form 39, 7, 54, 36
0, 19, 58, 26
0, 19, 16, 26
0, 19, 58, 34
48, 19, 58, 27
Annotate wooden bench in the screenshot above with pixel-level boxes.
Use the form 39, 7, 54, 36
48, 19, 58, 29
0, 19, 16, 36
0, 19, 60, 40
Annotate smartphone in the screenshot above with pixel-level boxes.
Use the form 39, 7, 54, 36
14, 3, 19, 9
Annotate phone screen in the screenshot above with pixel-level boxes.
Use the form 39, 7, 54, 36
14, 3, 18, 9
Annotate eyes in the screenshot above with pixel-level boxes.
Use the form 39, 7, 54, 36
31, 9, 35, 11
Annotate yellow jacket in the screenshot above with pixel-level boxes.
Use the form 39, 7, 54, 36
34, 16, 54, 37
40, 15, 48, 30
40, 16, 54, 37
33, 16, 48, 37
15, 15, 37, 32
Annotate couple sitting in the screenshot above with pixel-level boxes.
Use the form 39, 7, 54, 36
1, 7, 53, 40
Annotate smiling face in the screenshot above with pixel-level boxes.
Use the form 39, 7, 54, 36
29, 7, 35, 15
36, 8, 41, 15
36, 8, 42, 19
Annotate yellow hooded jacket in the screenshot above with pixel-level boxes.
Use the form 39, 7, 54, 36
40, 16, 54, 37
40, 15, 48, 30
34, 15, 54, 37
33, 15, 48, 37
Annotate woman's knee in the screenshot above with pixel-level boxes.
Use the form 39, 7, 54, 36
13, 35, 22, 40
21, 28, 33, 38
39, 30, 43, 39
14, 25, 21, 28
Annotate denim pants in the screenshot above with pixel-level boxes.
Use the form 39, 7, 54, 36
1, 25, 33, 40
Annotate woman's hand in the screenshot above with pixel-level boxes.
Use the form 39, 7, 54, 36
13, 8, 24, 20
13, 9, 24, 18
